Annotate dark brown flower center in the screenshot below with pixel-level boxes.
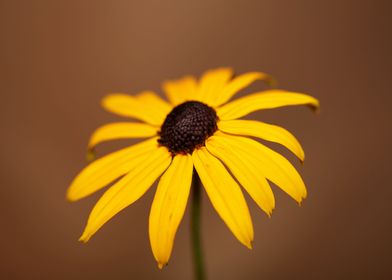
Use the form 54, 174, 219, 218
158, 101, 218, 155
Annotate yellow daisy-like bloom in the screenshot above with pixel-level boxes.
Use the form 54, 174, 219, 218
67, 67, 319, 269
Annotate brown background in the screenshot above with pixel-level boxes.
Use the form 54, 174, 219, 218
1, 1, 391, 279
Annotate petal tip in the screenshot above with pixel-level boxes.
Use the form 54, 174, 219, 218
310, 99, 320, 112
265, 75, 278, 87
100, 93, 130, 110
100, 95, 112, 108
157, 262, 167, 270
66, 195, 76, 202
78, 232, 91, 243
86, 149, 96, 162
297, 196, 306, 207
66, 188, 78, 202
302, 188, 308, 200
299, 151, 305, 163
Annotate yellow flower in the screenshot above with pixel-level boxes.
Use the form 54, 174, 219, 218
67, 67, 319, 269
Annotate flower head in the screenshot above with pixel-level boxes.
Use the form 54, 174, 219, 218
67, 67, 319, 268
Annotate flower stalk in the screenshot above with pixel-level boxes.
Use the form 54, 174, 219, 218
191, 170, 206, 280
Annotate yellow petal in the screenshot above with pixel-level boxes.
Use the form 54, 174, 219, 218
196, 67, 233, 105
101, 92, 170, 126
192, 147, 253, 248
135, 91, 173, 115
67, 137, 159, 201
206, 135, 275, 216
88, 122, 157, 150
212, 71, 276, 107
218, 133, 307, 203
79, 146, 172, 242
149, 154, 193, 269
218, 120, 305, 162
217, 90, 320, 120
162, 76, 198, 106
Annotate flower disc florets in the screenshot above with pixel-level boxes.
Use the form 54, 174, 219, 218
158, 101, 218, 155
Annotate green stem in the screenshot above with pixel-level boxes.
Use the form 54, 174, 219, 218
191, 170, 206, 280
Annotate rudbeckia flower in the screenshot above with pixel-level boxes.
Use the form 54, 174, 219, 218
67, 67, 319, 269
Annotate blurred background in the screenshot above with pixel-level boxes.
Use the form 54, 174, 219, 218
1, 1, 391, 279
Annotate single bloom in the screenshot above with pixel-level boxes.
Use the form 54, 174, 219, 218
67, 67, 319, 268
